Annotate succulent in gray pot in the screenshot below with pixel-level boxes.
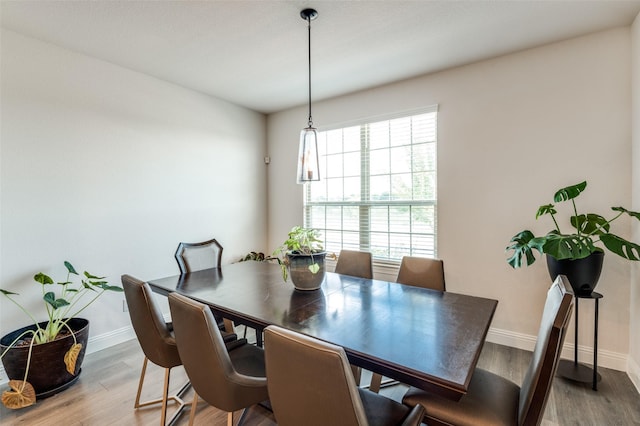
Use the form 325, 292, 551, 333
506, 181, 640, 295
0, 261, 122, 409
272, 226, 334, 291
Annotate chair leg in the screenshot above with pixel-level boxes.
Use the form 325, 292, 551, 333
133, 358, 191, 426
134, 356, 150, 408
160, 367, 170, 425
227, 411, 234, 426
188, 392, 199, 426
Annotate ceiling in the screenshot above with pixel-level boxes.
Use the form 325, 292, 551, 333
2, 1, 640, 114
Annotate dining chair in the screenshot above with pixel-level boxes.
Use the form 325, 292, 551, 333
334, 249, 374, 385
402, 275, 574, 426
174, 237, 223, 273
264, 325, 424, 426
121, 274, 191, 426
334, 249, 374, 279
369, 256, 447, 393
395, 256, 446, 291
168, 292, 269, 426
174, 237, 238, 334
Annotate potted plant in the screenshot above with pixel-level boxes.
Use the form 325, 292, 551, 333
0, 261, 122, 409
272, 226, 333, 291
506, 181, 640, 295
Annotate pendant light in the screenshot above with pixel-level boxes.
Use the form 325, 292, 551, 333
297, 8, 320, 184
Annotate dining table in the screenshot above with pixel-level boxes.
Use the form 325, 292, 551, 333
148, 260, 498, 401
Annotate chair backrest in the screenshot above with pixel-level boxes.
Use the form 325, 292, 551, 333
264, 325, 369, 426
121, 275, 181, 368
518, 275, 574, 426
335, 250, 373, 279
174, 238, 223, 274
395, 256, 445, 291
167, 292, 267, 412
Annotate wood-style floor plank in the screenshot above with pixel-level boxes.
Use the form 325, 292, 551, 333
1, 337, 639, 425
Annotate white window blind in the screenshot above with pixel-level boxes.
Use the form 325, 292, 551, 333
304, 106, 438, 262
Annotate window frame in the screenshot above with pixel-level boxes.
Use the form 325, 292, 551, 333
304, 106, 438, 265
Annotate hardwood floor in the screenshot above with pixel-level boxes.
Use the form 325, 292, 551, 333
1, 332, 639, 425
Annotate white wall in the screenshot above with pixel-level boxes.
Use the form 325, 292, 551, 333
0, 30, 268, 340
268, 28, 632, 370
630, 12, 640, 391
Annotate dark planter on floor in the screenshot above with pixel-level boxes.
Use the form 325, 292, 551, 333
546, 251, 604, 296
286, 252, 327, 291
0, 318, 89, 399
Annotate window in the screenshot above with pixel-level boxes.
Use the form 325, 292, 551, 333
304, 107, 438, 263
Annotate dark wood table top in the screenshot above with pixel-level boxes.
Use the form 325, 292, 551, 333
148, 261, 497, 401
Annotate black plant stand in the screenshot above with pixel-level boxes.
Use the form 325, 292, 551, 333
557, 291, 602, 390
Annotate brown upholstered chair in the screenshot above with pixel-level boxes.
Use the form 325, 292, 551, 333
264, 325, 425, 426
122, 275, 190, 426
402, 275, 574, 426
334, 249, 374, 385
396, 256, 446, 291
371, 256, 446, 393
335, 249, 374, 279
168, 292, 269, 426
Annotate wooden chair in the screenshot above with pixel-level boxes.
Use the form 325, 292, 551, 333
396, 256, 446, 291
264, 325, 425, 426
168, 292, 269, 426
402, 275, 574, 426
335, 249, 373, 279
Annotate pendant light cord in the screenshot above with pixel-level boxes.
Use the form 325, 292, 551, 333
307, 16, 313, 128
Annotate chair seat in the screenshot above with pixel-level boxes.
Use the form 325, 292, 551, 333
403, 368, 520, 426
227, 343, 267, 377
359, 388, 421, 426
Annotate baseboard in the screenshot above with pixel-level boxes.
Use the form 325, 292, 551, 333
486, 326, 628, 372
628, 356, 640, 394
0, 325, 136, 387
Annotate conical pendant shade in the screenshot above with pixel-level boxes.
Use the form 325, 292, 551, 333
297, 126, 320, 183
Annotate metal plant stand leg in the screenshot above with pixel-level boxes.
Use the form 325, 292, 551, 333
557, 292, 602, 390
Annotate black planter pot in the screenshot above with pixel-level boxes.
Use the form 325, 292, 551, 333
546, 251, 604, 296
0, 318, 89, 399
286, 252, 327, 291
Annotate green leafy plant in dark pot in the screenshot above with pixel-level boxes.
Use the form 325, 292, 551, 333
506, 181, 640, 295
272, 226, 333, 291
0, 261, 122, 409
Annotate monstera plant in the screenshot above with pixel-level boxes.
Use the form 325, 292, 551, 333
506, 181, 640, 267
506, 181, 640, 295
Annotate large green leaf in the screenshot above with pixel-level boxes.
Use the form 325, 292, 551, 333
541, 233, 594, 260
553, 181, 587, 203
506, 230, 540, 268
43, 292, 70, 309
535, 204, 556, 220
34, 273, 54, 285
84, 271, 106, 280
600, 234, 640, 260
570, 214, 609, 235
64, 261, 78, 275
612, 206, 640, 221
